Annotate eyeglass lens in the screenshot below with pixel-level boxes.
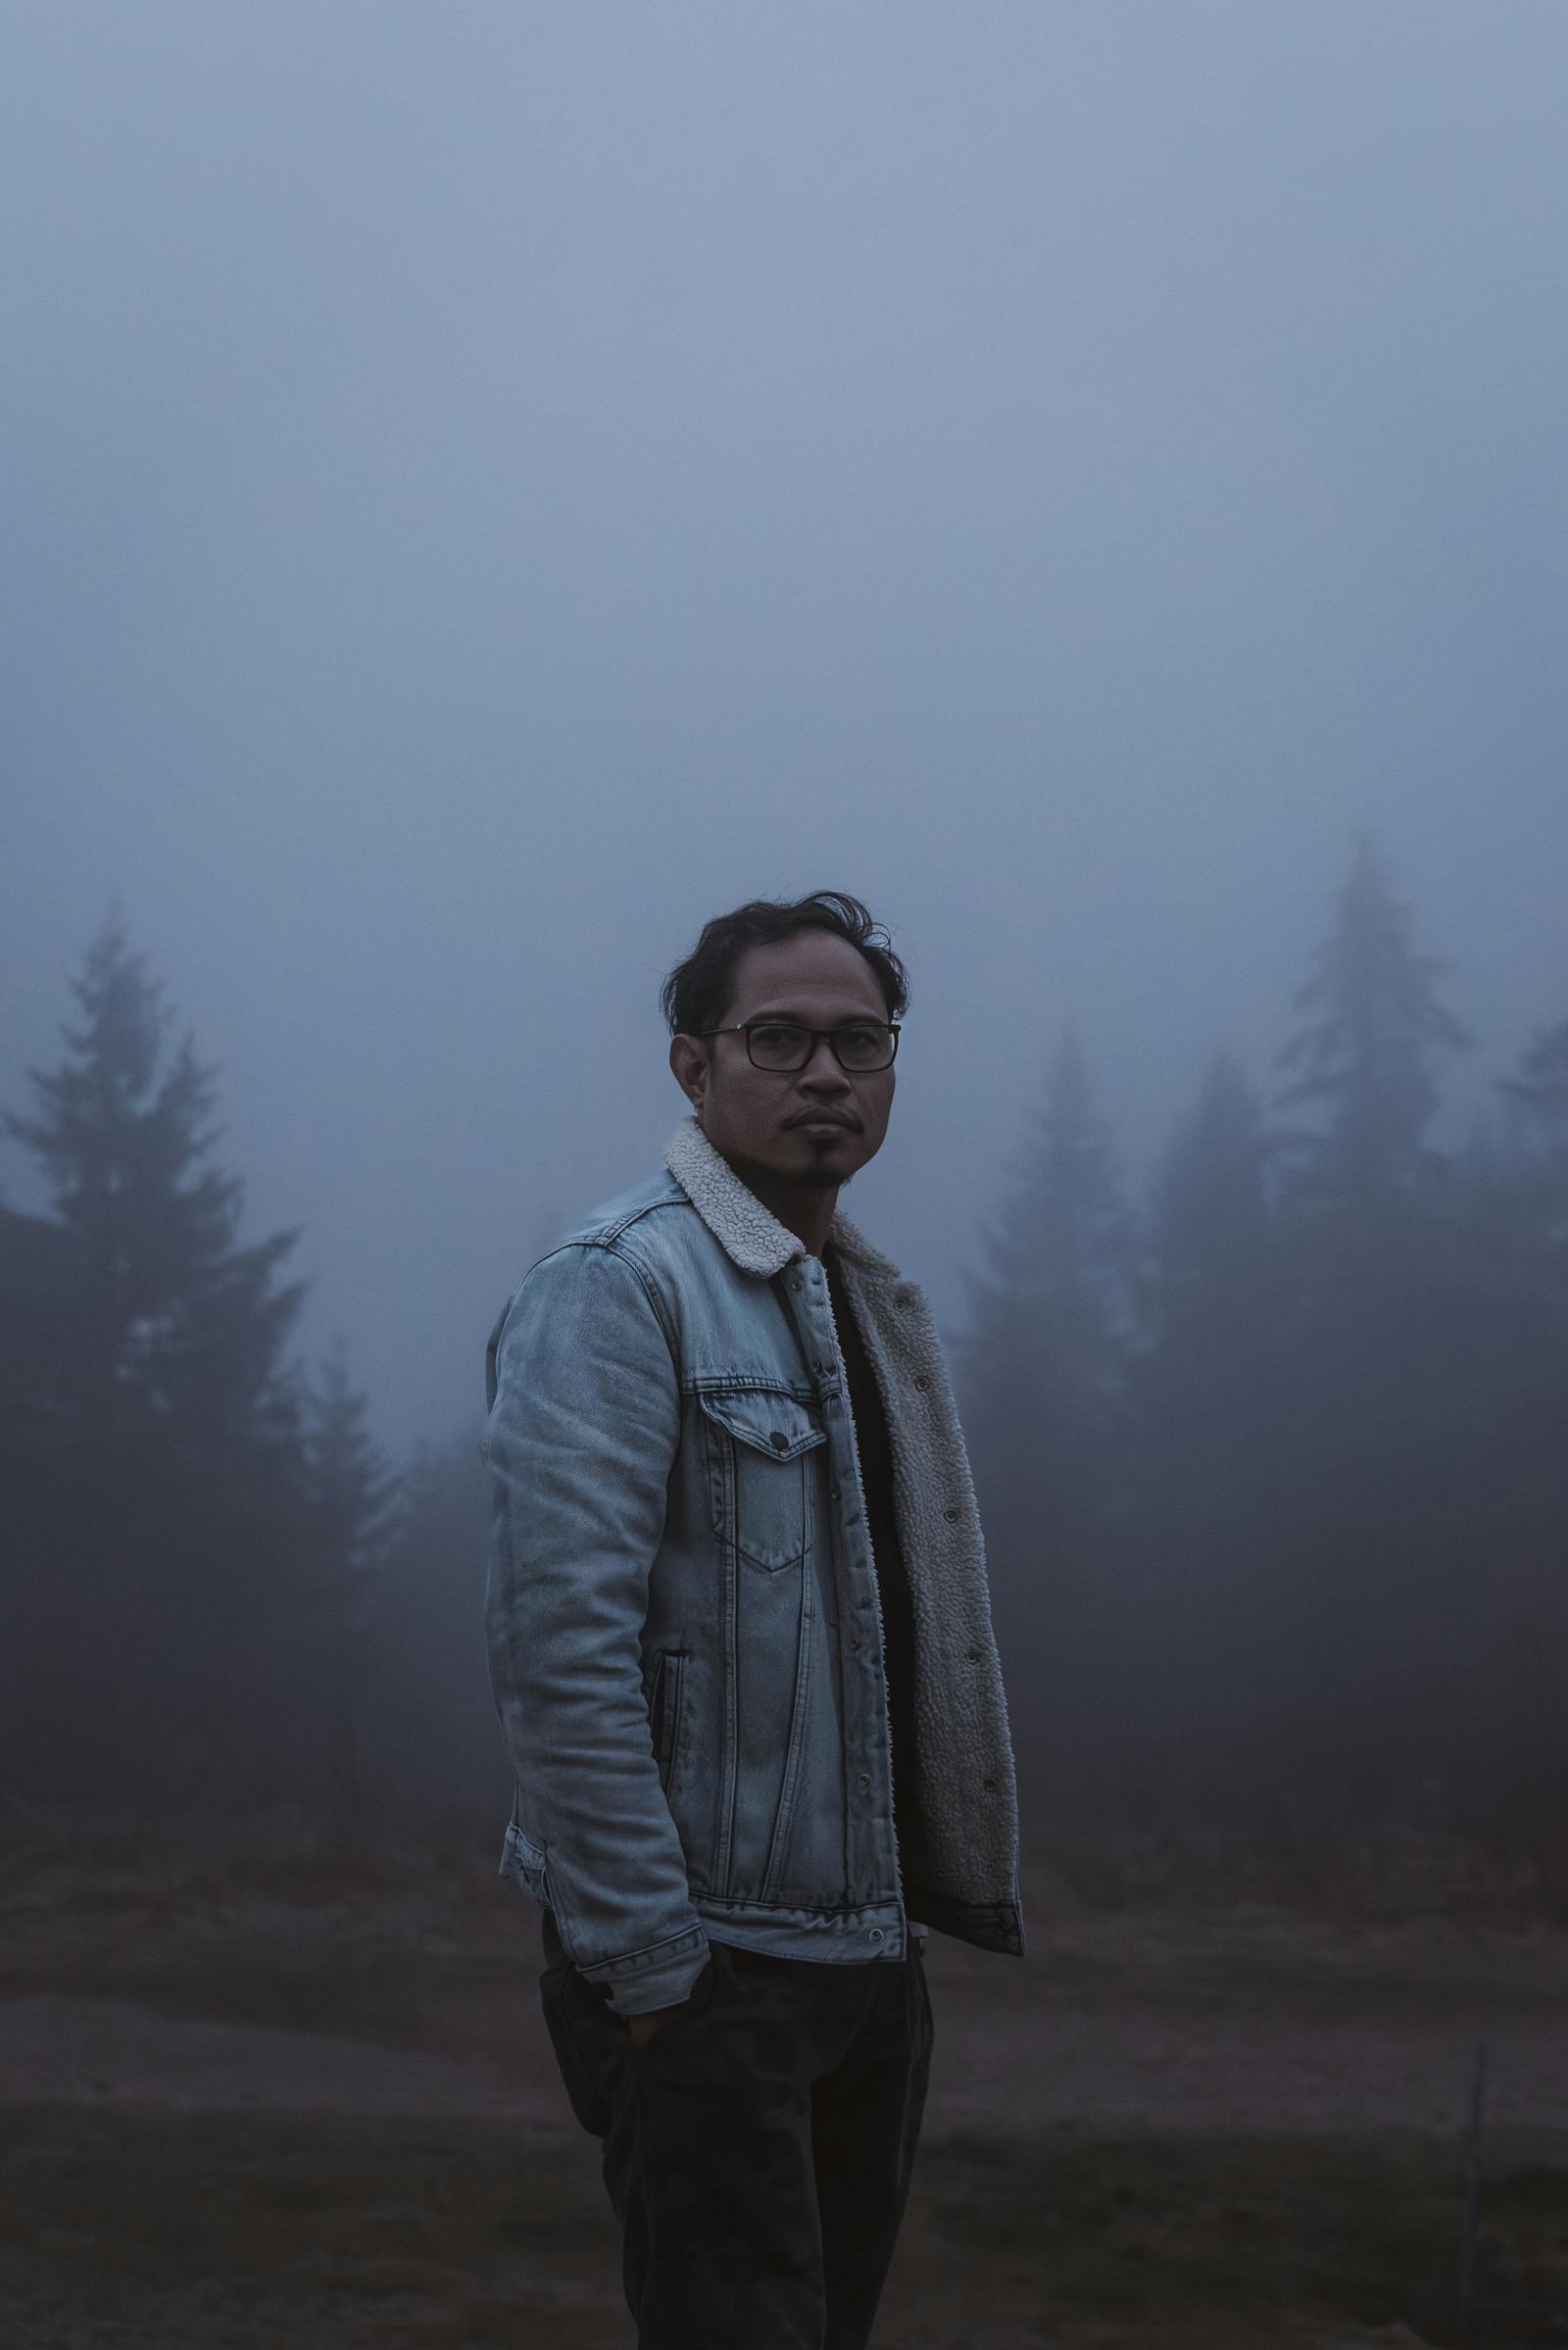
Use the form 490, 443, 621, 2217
748, 1022, 894, 1071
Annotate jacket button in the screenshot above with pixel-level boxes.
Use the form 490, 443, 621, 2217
868, 1927, 885, 1944
944, 1506, 960, 1523
858, 1773, 871, 1789
770, 1431, 789, 1451
983, 1776, 998, 1792
914, 1375, 930, 1391
849, 1638, 861, 1652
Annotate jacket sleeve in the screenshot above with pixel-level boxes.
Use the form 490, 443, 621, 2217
483, 1240, 708, 2014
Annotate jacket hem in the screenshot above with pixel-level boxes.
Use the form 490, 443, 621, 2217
904, 1883, 1025, 1957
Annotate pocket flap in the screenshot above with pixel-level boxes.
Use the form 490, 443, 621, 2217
699, 1390, 826, 1461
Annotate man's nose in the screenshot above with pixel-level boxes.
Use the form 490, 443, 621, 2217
799, 1040, 852, 1088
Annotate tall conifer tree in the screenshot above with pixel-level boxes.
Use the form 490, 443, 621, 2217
1261, 849, 1497, 1823
5, 915, 303, 1442
1275, 835, 1470, 1206
3, 916, 308, 1787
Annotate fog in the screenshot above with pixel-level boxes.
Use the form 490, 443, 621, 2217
8, 16, 1568, 2340
4, 3, 1565, 1454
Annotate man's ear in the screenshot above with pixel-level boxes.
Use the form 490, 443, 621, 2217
668, 1033, 709, 1113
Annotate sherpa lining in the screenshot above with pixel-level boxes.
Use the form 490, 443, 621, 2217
662, 1117, 806, 1276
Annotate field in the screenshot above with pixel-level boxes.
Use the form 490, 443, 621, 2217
2, 1809, 1566, 2347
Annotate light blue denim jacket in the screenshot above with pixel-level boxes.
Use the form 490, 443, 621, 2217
483, 1118, 1022, 2014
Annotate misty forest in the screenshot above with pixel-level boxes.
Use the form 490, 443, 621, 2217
6, 836, 1566, 1916
8, 7, 1568, 2343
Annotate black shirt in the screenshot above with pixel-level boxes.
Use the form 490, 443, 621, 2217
824, 1244, 919, 1871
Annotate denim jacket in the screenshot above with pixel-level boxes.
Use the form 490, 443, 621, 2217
483, 1116, 1022, 2014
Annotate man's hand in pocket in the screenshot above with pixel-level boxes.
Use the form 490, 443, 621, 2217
627, 2001, 682, 2044
625, 1957, 712, 2043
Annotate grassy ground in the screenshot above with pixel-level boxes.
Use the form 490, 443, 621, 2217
3, 2106, 1566, 2348
3, 1808, 1567, 2346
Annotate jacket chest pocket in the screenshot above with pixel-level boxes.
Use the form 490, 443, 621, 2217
700, 1390, 827, 1572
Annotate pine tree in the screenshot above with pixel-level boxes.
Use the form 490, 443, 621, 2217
3, 915, 309, 1789
967, 1029, 1131, 1350
1275, 836, 1470, 1207
1261, 851, 1539, 1835
4, 914, 304, 1444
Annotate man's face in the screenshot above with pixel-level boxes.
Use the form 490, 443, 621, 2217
670, 931, 897, 1189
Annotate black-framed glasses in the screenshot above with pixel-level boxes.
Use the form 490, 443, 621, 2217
695, 1018, 901, 1073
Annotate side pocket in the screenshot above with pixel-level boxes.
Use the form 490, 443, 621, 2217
651, 1649, 688, 1793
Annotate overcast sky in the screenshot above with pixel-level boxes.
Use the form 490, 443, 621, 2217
5, 3, 1566, 1452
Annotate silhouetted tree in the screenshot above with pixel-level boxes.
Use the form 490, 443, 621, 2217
1275, 834, 1470, 1209
2, 916, 308, 1789
5, 917, 303, 1441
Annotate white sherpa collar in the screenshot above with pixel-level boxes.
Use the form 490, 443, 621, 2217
663, 1118, 804, 1277
663, 1117, 905, 1286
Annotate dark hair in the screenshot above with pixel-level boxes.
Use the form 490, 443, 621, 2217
662, 891, 909, 1039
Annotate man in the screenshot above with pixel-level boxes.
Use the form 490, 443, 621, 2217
484, 890, 1021, 2349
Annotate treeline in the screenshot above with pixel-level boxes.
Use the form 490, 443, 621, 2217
5, 852, 1567, 1912
963, 839, 1568, 1910
0, 919, 498, 1810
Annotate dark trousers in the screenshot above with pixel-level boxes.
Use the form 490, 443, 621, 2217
539, 1916, 933, 2350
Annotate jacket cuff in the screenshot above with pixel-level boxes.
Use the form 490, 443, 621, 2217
586, 1926, 711, 2017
